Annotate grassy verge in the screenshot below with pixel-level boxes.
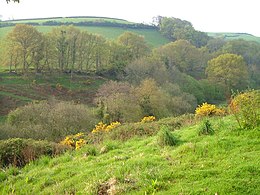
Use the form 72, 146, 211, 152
0, 115, 259, 194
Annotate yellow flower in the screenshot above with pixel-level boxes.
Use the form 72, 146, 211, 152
92, 121, 121, 133
141, 116, 156, 123
195, 103, 225, 117
75, 139, 86, 150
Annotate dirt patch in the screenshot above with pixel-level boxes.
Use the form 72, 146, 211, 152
97, 178, 117, 195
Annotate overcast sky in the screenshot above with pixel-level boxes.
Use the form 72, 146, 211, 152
0, 0, 259, 36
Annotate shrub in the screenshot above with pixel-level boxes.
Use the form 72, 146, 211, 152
5, 100, 98, 141
198, 119, 215, 135
141, 116, 156, 123
195, 102, 225, 117
0, 138, 68, 167
229, 90, 260, 129
157, 125, 178, 146
92, 121, 121, 133
60, 132, 89, 150
107, 122, 160, 141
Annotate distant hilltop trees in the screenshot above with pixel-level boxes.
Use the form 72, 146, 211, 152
0, 16, 157, 30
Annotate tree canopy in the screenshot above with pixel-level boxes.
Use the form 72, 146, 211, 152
206, 53, 249, 93
156, 16, 210, 47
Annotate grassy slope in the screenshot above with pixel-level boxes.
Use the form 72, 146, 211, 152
0, 16, 169, 48
208, 32, 260, 43
0, 26, 169, 48
0, 73, 106, 116
0, 116, 259, 194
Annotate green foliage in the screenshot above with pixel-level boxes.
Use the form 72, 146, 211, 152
156, 40, 209, 77
206, 53, 249, 94
4, 100, 98, 141
145, 179, 163, 194
0, 138, 67, 167
221, 39, 260, 88
171, 69, 206, 104
198, 119, 215, 135
107, 122, 160, 141
117, 31, 150, 60
125, 55, 169, 85
82, 145, 97, 156
157, 125, 178, 146
199, 79, 226, 102
208, 32, 260, 43
0, 116, 259, 194
229, 90, 260, 129
157, 16, 209, 47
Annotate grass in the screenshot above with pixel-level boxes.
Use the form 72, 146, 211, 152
0, 91, 32, 102
0, 72, 106, 117
0, 115, 259, 194
208, 32, 260, 43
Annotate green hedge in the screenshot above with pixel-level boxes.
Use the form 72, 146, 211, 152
0, 138, 68, 167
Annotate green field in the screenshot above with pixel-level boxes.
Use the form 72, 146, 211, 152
0, 26, 169, 48
0, 16, 169, 48
208, 32, 260, 43
5, 16, 133, 24
0, 115, 259, 194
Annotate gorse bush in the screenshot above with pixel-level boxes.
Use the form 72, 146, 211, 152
5, 100, 98, 141
60, 132, 88, 150
0, 138, 68, 167
229, 90, 260, 129
92, 121, 121, 133
195, 102, 225, 117
141, 116, 156, 123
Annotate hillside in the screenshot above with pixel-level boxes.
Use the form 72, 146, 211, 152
1, 16, 260, 47
0, 72, 106, 119
0, 115, 259, 194
0, 16, 169, 48
208, 32, 260, 43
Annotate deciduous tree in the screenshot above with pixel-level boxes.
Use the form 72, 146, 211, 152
117, 31, 150, 60
7, 24, 43, 73
206, 53, 249, 94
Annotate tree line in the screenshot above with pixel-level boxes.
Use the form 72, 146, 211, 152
0, 19, 157, 29
1, 22, 260, 107
2, 24, 150, 74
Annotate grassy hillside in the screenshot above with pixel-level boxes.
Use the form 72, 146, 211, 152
0, 26, 168, 48
208, 32, 260, 43
0, 115, 259, 194
0, 17, 169, 48
0, 72, 106, 117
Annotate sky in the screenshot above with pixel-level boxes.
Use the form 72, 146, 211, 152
0, 0, 259, 36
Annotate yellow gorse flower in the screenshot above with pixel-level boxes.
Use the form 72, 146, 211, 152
141, 116, 156, 123
92, 121, 121, 133
60, 132, 86, 150
75, 139, 86, 150
195, 103, 225, 117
